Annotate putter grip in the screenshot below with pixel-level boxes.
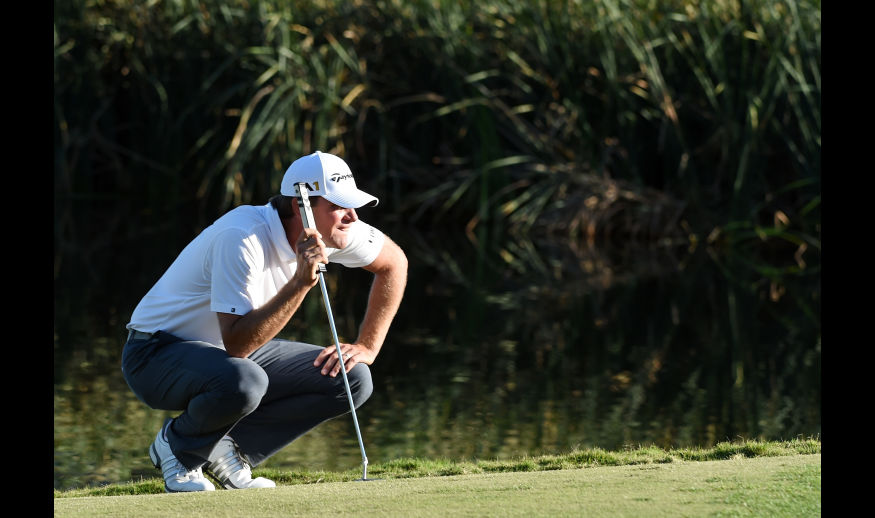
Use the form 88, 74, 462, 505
294, 182, 327, 273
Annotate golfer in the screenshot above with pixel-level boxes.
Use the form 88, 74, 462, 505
121, 151, 408, 492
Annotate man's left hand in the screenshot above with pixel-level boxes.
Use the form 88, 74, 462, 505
314, 343, 375, 377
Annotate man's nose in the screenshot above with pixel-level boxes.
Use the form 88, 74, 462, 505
344, 208, 358, 222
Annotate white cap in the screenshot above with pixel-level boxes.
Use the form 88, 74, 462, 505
281, 151, 379, 208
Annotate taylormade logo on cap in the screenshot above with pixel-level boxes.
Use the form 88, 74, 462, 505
330, 173, 355, 182
281, 151, 379, 208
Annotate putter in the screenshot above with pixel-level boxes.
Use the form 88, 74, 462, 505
294, 182, 379, 482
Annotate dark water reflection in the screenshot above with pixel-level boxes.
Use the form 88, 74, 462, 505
53, 227, 820, 490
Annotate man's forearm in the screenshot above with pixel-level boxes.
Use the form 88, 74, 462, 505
220, 277, 314, 357
356, 255, 408, 358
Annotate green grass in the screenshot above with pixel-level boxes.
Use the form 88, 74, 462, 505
53, 444, 820, 517
54, 438, 819, 498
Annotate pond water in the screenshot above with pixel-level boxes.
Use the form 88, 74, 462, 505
53, 225, 820, 491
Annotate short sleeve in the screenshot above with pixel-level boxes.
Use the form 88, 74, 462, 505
209, 228, 262, 316
327, 220, 386, 268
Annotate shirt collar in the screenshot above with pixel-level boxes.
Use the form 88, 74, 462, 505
264, 203, 295, 263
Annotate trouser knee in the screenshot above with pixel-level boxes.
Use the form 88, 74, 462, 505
218, 358, 269, 415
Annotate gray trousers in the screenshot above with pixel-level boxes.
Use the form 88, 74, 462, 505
121, 330, 373, 471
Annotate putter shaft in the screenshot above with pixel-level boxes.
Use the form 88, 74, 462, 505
295, 182, 371, 480
316, 269, 369, 475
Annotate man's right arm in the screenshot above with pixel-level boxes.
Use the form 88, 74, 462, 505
217, 227, 326, 358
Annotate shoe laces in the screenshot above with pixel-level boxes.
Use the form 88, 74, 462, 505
187, 467, 207, 481
209, 441, 251, 482
162, 451, 201, 481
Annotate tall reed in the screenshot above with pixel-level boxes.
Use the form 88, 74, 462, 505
54, 0, 820, 291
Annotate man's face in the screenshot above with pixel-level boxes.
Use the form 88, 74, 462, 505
312, 197, 358, 249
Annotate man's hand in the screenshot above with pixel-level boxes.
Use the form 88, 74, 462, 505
314, 343, 377, 377
294, 228, 328, 286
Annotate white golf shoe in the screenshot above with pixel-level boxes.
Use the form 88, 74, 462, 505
206, 437, 276, 489
149, 419, 216, 493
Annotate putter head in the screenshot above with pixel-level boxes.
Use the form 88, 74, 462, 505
356, 477, 383, 482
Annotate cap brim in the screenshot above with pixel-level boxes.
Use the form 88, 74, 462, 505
323, 189, 379, 209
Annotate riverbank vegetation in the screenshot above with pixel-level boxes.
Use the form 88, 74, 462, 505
54, 0, 820, 270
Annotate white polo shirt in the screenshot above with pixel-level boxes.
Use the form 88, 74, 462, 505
126, 203, 385, 347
